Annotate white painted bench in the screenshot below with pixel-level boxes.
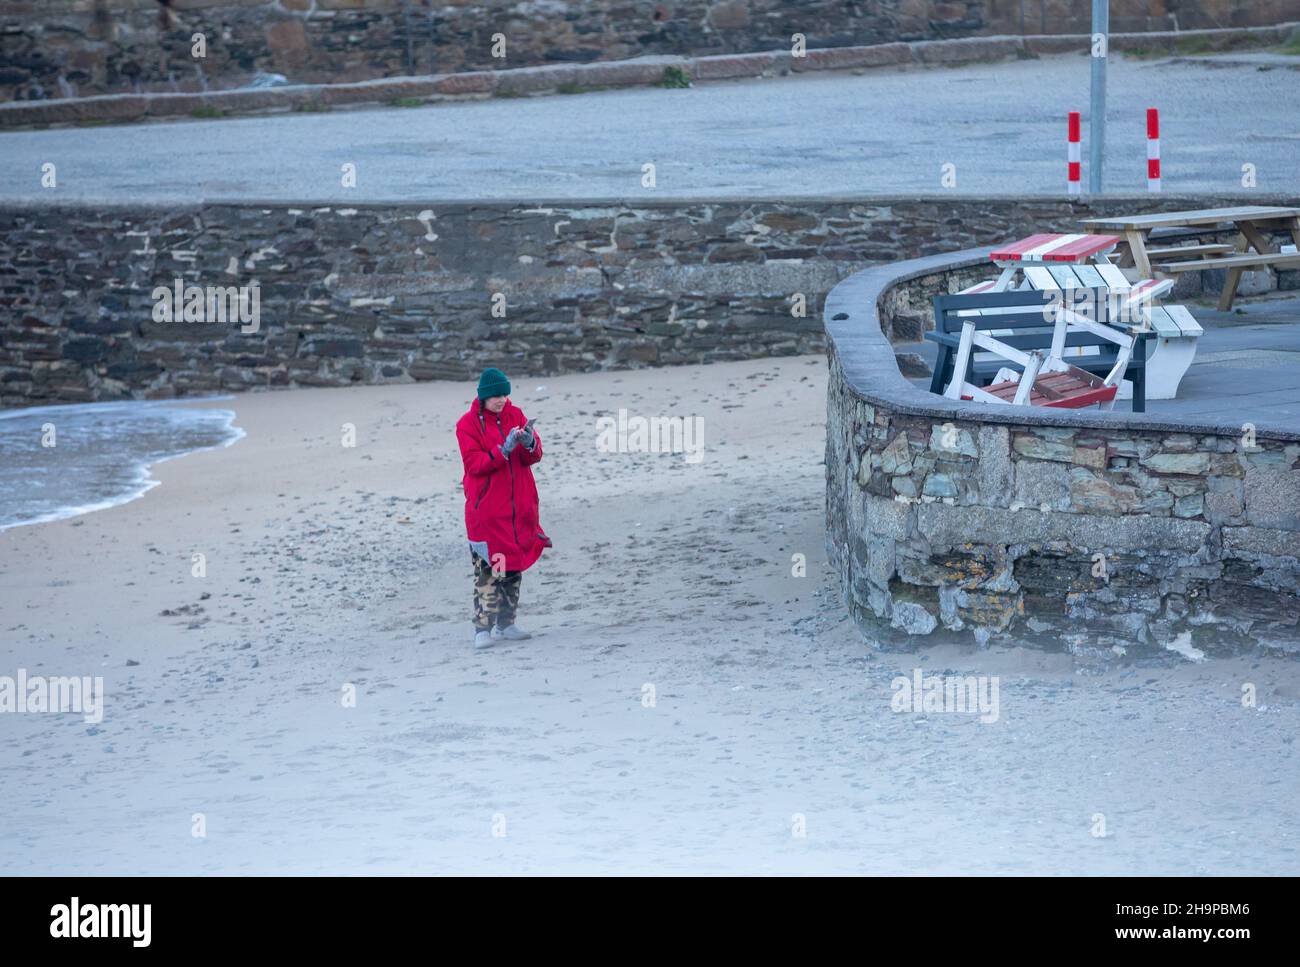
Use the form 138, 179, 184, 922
1141, 303, 1204, 399
1089, 264, 1200, 400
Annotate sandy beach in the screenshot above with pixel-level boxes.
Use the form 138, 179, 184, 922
3, 355, 1299, 875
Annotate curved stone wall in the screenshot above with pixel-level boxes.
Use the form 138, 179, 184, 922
824, 249, 1300, 658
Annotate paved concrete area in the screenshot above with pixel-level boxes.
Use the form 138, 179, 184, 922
908, 294, 1300, 429
2, 53, 1298, 204
1144, 296, 1300, 426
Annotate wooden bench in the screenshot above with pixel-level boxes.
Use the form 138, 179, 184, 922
1153, 251, 1300, 274
1146, 224, 1240, 246
1146, 243, 1236, 261
926, 289, 1152, 412
1143, 304, 1203, 399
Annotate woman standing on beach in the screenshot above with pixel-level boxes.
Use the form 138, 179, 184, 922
455, 368, 549, 649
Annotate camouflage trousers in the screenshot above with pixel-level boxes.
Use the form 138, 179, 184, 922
472, 552, 522, 631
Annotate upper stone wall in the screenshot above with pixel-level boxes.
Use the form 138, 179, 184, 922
0, 199, 851, 405
3, 194, 1298, 407
4, 0, 1296, 101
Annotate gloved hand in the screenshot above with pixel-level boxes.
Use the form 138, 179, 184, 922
501, 426, 523, 457
519, 425, 536, 450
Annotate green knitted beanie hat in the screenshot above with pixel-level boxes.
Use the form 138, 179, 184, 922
477, 367, 511, 401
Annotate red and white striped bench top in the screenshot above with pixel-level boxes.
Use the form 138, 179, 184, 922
978, 368, 1118, 409
991, 233, 1120, 264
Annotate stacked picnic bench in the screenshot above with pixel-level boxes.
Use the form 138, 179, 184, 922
925, 233, 1191, 413
924, 208, 1300, 413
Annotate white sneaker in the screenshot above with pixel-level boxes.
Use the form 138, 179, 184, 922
493, 624, 531, 641
474, 630, 494, 649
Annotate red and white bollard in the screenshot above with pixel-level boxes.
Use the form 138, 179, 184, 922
1146, 107, 1161, 193
1068, 111, 1081, 198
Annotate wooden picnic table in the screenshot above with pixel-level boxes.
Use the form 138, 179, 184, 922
1081, 206, 1300, 311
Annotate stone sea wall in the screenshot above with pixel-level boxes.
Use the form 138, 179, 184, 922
4, 194, 1299, 407
824, 251, 1300, 657
0, 199, 851, 405
4, 0, 1296, 102
0, 0, 992, 102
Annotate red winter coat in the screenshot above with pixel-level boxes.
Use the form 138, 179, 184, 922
456, 398, 548, 572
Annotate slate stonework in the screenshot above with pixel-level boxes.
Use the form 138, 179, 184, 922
824, 254, 1300, 658
4, 0, 1291, 102
0, 200, 856, 405
3, 194, 1298, 407
0, 0, 993, 102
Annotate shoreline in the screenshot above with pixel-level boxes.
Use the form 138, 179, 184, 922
0, 398, 245, 532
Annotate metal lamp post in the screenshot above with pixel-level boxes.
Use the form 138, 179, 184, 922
1089, 0, 1109, 194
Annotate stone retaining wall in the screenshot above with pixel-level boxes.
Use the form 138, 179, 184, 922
0, 0, 997, 103
0, 199, 853, 404
824, 250, 1300, 658
4, 194, 1299, 406
4, 0, 1296, 106
5, 25, 1298, 127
